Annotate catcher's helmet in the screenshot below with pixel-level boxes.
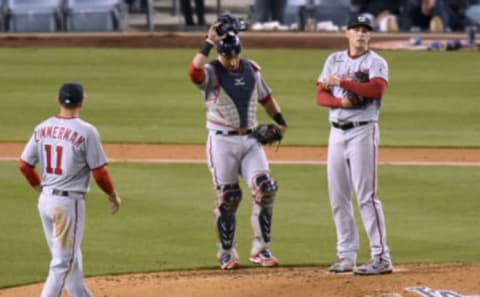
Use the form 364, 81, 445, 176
217, 33, 242, 57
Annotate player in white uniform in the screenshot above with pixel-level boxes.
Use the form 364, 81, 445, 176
19, 82, 121, 297
316, 16, 393, 275
188, 20, 288, 270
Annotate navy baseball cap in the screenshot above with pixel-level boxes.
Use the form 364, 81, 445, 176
59, 82, 84, 106
347, 15, 374, 31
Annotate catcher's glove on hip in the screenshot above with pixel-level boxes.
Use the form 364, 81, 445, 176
253, 123, 283, 145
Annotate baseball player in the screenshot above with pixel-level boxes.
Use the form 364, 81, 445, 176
19, 82, 121, 297
188, 20, 288, 270
316, 15, 393, 275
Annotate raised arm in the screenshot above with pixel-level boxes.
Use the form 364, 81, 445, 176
189, 23, 224, 84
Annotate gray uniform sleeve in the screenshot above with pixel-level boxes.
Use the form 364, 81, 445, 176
255, 71, 272, 102
20, 132, 39, 166
84, 125, 108, 170
196, 64, 216, 90
247, 60, 272, 101
370, 56, 389, 82
318, 53, 335, 83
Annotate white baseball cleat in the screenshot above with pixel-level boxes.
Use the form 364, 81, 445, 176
354, 257, 393, 275
218, 250, 240, 270
328, 258, 355, 273
249, 249, 279, 267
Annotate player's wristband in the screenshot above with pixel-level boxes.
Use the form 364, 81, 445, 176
273, 113, 287, 127
200, 39, 214, 57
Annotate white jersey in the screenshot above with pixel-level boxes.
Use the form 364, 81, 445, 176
194, 58, 272, 131
317, 49, 389, 123
21, 116, 108, 193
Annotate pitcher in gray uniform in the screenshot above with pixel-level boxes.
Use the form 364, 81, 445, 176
19, 82, 121, 297
188, 19, 288, 270
316, 15, 393, 275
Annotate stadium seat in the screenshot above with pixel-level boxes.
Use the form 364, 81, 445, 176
65, 0, 128, 32
3, 0, 64, 32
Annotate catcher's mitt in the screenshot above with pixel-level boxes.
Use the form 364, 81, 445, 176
253, 123, 283, 145
345, 71, 372, 108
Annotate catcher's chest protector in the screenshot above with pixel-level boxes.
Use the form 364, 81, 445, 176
210, 59, 256, 128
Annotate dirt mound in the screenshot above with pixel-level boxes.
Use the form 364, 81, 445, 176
1, 263, 479, 297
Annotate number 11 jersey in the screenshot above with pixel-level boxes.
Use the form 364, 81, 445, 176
21, 116, 108, 193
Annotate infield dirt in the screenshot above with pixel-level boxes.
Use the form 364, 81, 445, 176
1, 263, 479, 297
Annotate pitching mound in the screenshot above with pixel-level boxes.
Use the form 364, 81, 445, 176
1, 263, 479, 297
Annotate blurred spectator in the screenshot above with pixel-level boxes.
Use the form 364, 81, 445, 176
400, 0, 453, 32
124, 0, 147, 13
283, 0, 307, 30
352, 0, 402, 32
283, 0, 351, 32
444, 0, 468, 31
251, 0, 287, 30
465, 1, 480, 28
180, 0, 206, 27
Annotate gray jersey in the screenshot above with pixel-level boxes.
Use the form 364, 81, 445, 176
317, 49, 389, 122
194, 59, 272, 131
21, 116, 108, 193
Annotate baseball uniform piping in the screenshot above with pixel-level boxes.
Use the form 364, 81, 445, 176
370, 124, 385, 257
56, 200, 79, 297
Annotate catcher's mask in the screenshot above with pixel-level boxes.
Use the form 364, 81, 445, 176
217, 33, 242, 57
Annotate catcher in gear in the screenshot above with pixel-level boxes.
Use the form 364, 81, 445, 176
188, 16, 288, 270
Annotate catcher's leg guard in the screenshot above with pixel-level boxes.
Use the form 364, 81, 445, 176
215, 184, 242, 250
252, 173, 277, 207
251, 173, 278, 249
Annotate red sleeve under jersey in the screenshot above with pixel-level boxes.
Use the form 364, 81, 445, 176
316, 84, 343, 108
340, 77, 387, 99
188, 62, 206, 84
92, 165, 115, 196
259, 94, 273, 105
19, 160, 41, 187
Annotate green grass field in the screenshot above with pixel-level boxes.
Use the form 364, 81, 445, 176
1, 162, 480, 288
1, 48, 479, 146
1, 47, 479, 289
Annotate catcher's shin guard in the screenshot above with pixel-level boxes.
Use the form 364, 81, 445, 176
259, 207, 272, 242
215, 184, 242, 250
251, 174, 277, 245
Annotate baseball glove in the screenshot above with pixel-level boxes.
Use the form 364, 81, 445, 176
253, 123, 283, 145
345, 71, 371, 108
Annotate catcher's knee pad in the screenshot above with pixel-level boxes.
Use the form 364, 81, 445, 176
215, 184, 242, 250
252, 173, 278, 207
217, 184, 242, 213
